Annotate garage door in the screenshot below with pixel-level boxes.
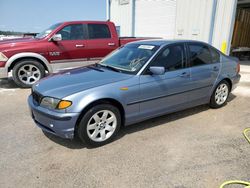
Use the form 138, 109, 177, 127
134, 0, 177, 38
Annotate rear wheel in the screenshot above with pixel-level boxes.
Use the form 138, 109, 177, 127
12, 59, 45, 88
77, 104, 121, 147
210, 80, 230, 108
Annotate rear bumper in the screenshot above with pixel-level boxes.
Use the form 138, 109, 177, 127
0, 67, 7, 78
28, 95, 80, 139
231, 74, 241, 91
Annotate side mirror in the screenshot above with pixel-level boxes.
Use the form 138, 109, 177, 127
51, 34, 62, 42
149, 66, 165, 75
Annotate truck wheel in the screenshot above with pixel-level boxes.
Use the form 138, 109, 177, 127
77, 104, 121, 147
209, 80, 230, 108
12, 59, 45, 88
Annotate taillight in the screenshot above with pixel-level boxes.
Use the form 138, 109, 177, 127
236, 62, 240, 73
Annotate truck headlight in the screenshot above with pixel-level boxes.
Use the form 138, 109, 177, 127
0, 52, 8, 61
40, 97, 72, 110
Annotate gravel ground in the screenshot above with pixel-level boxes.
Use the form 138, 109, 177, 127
0, 62, 250, 188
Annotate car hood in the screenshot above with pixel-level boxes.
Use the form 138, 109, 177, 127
33, 66, 133, 98
0, 37, 40, 51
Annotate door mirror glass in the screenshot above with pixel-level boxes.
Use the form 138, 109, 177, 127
149, 66, 165, 75
51, 34, 62, 42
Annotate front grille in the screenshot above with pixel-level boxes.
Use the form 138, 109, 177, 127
32, 91, 43, 105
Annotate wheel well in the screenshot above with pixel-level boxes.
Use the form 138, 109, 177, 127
223, 78, 232, 91
8, 57, 49, 73
75, 98, 125, 130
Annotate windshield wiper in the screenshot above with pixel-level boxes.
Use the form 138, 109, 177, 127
98, 64, 120, 72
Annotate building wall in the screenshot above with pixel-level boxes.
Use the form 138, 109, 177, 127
212, 0, 237, 54
109, 0, 132, 36
108, 0, 237, 54
174, 0, 214, 42
134, 0, 176, 38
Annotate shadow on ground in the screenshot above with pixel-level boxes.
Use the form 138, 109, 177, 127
42, 93, 237, 149
0, 78, 19, 89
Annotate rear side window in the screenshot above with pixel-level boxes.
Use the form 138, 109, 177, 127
57, 24, 86, 40
151, 44, 186, 71
209, 47, 220, 63
188, 44, 212, 66
88, 24, 111, 39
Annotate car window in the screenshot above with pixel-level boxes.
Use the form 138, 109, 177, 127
151, 44, 185, 71
88, 24, 111, 39
35, 23, 62, 39
188, 44, 212, 66
209, 47, 220, 63
57, 24, 86, 40
100, 44, 159, 74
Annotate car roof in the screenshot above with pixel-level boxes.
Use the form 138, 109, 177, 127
61, 21, 111, 25
127, 39, 210, 47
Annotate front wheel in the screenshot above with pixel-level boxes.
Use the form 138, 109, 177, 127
210, 80, 230, 108
77, 104, 121, 147
12, 59, 45, 88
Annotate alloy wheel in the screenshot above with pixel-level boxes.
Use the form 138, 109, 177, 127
86, 110, 117, 142
215, 83, 229, 105
18, 64, 41, 85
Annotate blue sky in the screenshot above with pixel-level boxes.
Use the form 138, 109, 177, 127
0, 0, 106, 32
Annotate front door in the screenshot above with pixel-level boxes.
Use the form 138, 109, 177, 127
48, 24, 89, 63
139, 43, 193, 119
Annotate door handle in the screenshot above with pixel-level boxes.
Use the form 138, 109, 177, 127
108, 43, 115, 46
75, 44, 84, 48
180, 72, 190, 78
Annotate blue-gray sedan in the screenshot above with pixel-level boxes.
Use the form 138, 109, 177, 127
28, 40, 241, 146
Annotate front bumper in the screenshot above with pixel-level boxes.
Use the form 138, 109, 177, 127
28, 95, 80, 139
231, 74, 241, 91
0, 67, 7, 79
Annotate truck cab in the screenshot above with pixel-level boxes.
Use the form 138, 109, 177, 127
0, 21, 145, 87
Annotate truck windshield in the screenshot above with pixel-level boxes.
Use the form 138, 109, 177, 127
100, 44, 159, 74
35, 23, 62, 39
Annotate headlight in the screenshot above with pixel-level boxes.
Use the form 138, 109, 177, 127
40, 97, 72, 110
0, 52, 8, 61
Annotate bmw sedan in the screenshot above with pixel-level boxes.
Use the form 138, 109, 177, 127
28, 40, 241, 146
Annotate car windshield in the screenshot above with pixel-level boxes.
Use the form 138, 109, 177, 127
99, 44, 159, 74
35, 23, 62, 39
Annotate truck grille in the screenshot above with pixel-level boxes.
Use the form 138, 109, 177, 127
32, 91, 43, 105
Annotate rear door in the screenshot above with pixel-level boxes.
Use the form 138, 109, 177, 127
186, 42, 221, 102
48, 24, 89, 63
85, 23, 118, 60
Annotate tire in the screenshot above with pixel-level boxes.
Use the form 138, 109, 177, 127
77, 104, 121, 147
12, 59, 45, 88
209, 80, 230, 109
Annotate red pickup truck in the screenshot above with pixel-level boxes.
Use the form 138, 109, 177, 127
0, 21, 149, 87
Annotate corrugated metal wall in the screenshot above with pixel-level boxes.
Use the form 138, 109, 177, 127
174, 0, 214, 42
110, 0, 132, 36
108, 0, 238, 54
134, 0, 176, 38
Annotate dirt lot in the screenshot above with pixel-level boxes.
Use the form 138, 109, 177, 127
0, 62, 250, 188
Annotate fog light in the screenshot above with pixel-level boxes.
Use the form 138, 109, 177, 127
49, 124, 54, 128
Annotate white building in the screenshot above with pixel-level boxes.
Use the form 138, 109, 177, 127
107, 0, 250, 55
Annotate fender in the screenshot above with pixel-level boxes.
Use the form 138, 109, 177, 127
66, 90, 127, 114
5, 52, 52, 73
